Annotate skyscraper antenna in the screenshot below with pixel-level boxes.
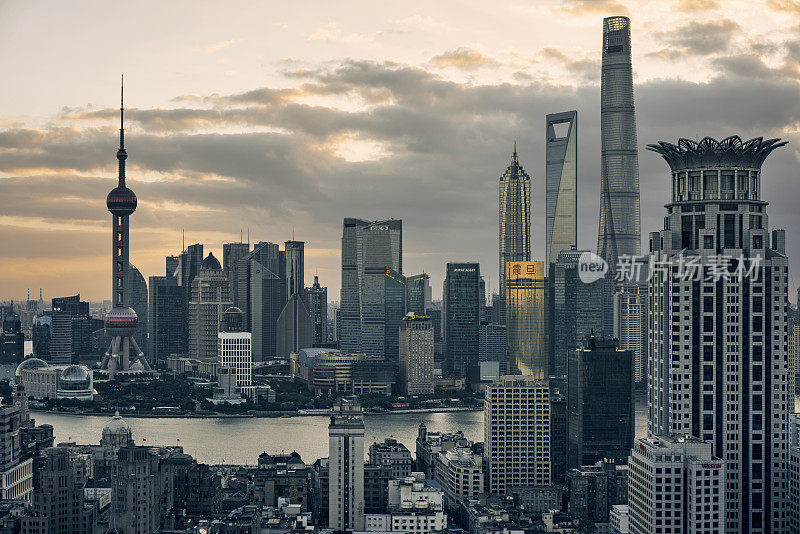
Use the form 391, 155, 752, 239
120, 75, 125, 149
513, 140, 517, 163
182, 229, 185, 251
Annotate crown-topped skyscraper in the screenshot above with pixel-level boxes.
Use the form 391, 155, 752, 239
101, 79, 153, 379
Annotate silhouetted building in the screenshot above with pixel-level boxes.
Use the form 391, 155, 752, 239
444, 263, 481, 378
567, 335, 633, 469
148, 275, 187, 368
499, 146, 531, 326
305, 275, 328, 345
50, 295, 91, 365
1, 312, 24, 365
223, 242, 250, 307
550, 391, 568, 484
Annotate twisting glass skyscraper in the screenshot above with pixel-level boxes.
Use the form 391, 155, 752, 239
597, 16, 641, 267
499, 146, 531, 324
646, 136, 789, 533
546, 111, 577, 269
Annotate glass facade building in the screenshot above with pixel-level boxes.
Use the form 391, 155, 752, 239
444, 263, 481, 377
597, 16, 641, 267
148, 275, 187, 367
406, 273, 429, 315
505, 261, 548, 378
567, 335, 634, 469
498, 148, 531, 325
545, 111, 578, 269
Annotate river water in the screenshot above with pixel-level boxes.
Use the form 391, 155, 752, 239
32, 400, 650, 465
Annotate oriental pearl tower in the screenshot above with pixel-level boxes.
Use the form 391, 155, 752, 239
100, 79, 153, 379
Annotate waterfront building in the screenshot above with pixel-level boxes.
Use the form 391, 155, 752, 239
398, 313, 434, 395
406, 273, 430, 315
50, 295, 92, 365
291, 349, 395, 395
341, 218, 403, 354
249, 251, 283, 362
548, 247, 603, 378
352, 358, 396, 396
647, 136, 790, 532
498, 146, 531, 326
218, 307, 251, 387
100, 87, 153, 378
112, 444, 170, 534
484, 375, 550, 493
147, 275, 186, 368
545, 111, 578, 269
368, 438, 413, 480
16, 360, 93, 401
613, 282, 647, 385
0, 404, 32, 502
21, 447, 96, 533
567, 335, 633, 468
189, 253, 232, 362
628, 435, 723, 534
329, 396, 365, 531
444, 263, 481, 378
505, 260, 548, 377
305, 275, 328, 345
432, 440, 483, 510
566, 460, 628, 522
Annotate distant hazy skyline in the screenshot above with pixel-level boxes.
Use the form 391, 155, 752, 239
1, 0, 800, 301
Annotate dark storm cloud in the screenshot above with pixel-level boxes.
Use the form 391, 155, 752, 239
650, 19, 741, 59
2, 59, 800, 296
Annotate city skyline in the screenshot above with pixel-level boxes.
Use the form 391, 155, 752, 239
2, 1, 800, 303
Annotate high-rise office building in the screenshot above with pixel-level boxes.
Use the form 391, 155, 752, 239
340, 218, 403, 354
1, 312, 24, 365
567, 335, 633, 469
647, 136, 789, 533
613, 282, 647, 385
305, 275, 328, 345
628, 435, 724, 534
276, 294, 313, 359
498, 147, 531, 325
329, 396, 365, 531
32, 313, 51, 360
218, 306, 251, 387
597, 16, 641, 269
399, 313, 434, 395
223, 242, 250, 308
50, 295, 91, 365
545, 111, 578, 269
100, 86, 152, 378
176, 243, 204, 291
0, 404, 32, 502
485, 375, 550, 493
443, 263, 481, 377
189, 253, 232, 362
479, 322, 506, 373
505, 261, 548, 377
406, 273, 430, 315
548, 248, 603, 377
147, 275, 187, 367
128, 264, 148, 358
165, 254, 180, 278
22, 447, 96, 533
284, 240, 305, 301
382, 269, 407, 361
250, 255, 282, 362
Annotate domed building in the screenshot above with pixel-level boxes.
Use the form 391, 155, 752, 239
101, 411, 133, 450
16, 358, 94, 400
189, 252, 232, 364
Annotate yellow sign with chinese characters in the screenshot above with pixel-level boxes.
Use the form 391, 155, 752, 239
507, 261, 544, 280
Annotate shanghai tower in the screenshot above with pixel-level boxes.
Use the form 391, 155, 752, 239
101, 81, 153, 379
597, 16, 641, 267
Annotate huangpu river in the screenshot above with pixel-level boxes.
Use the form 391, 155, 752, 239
32, 399, 652, 465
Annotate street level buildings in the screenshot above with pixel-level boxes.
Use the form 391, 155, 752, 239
647, 136, 790, 532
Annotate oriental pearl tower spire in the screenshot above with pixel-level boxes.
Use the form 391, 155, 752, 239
101, 78, 153, 379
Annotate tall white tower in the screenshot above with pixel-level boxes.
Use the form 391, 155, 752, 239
647, 136, 789, 533
328, 396, 365, 531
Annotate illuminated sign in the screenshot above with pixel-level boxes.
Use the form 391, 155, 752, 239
701, 464, 722, 469
507, 261, 544, 280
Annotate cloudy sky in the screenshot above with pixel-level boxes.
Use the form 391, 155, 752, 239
1, 0, 799, 302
